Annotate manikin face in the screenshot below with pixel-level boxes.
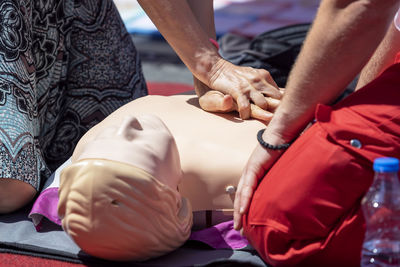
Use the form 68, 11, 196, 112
74, 115, 182, 190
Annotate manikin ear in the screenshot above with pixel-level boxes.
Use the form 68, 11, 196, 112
58, 159, 192, 261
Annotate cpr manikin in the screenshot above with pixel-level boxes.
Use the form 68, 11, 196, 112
59, 94, 266, 261
58, 114, 192, 261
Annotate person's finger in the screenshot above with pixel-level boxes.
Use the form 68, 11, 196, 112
256, 70, 283, 99
249, 90, 269, 110
234, 167, 258, 230
257, 68, 279, 89
239, 174, 256, 216
250, 104, 273, 122
233, 176, 245, 230
236, 94, 251, 120
266, 97, 280, 112
254, 80, 282, 100
246, 72, 282, 100
199, 90, 235, 112
259, 84, 283, 99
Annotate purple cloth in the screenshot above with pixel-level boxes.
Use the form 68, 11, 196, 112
29, 188, 61, 230
29, 187, 249, 250
190, 220, 249, 249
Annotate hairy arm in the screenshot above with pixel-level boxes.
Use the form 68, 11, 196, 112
185, 1, 221, 97
137, 0, 281, 120
137, 0, 221, 87
356, 20, 400, 90
266, 0, 400, 142
234, 0, 400, 230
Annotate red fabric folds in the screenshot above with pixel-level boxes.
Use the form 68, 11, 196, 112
243, 63, 400, 266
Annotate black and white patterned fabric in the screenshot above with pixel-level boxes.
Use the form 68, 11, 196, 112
0, 0, 147, 190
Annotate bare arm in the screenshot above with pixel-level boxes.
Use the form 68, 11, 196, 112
137, 0, 281, 120
185, 1, 219, 97
265, 0, 400, 142
184, 0, 277, 120
186, 0, 216, 40
234, 0, 400, 230
137, 0, 218, 83
356, 21, 400, 90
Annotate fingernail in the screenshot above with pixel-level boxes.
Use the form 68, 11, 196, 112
240, 207, 244, 214
233, 222, 237, 229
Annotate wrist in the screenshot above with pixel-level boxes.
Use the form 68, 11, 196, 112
187, 37, 223, 86
257, 129, 294, 151
192, 76, 211, 97
261, 128, 291, 148
263, 114, 298, 145
192, 48, 222, 85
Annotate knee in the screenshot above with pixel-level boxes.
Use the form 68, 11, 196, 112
242, 200, 298, 266
0, 179, 37, 214
242, 186, 323, 266
243, 207, 315, 266
242, 198, 364, 267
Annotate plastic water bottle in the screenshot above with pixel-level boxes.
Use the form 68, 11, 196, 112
361, 157, 400, 266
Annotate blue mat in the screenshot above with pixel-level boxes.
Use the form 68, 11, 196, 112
0, 205, 267, 266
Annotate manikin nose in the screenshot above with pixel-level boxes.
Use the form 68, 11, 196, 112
116, 116, 143, 140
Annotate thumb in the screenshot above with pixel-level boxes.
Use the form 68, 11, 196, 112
199, 90, 235, 113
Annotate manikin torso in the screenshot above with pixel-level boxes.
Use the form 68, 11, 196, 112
72, 94, 265, 212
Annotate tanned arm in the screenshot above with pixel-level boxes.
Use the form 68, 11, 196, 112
234, 0, 400, 230
356, 21, 400, 90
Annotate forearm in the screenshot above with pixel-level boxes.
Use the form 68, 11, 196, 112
137, 0, 220, 84
265, 0, 399, 142
187, 0, 217, 96
356, 22, 400, 89
187, 0, 216, 39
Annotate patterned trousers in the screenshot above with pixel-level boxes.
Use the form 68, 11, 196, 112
0, 0, 147, 190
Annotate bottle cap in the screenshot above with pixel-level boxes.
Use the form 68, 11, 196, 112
373, 157, 399, 172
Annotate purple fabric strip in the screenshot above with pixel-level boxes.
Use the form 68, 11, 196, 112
29, 187, 249, 250
189, 220, 249, 249
29, 187, 61, 228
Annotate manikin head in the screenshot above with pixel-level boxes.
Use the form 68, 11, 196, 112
58, 115, 193, 261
